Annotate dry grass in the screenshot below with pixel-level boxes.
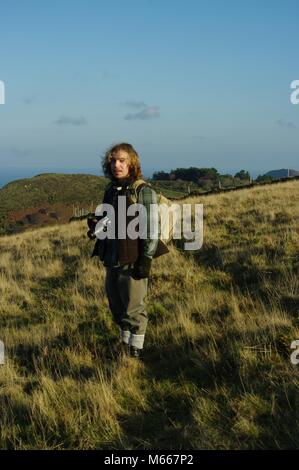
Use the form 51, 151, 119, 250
0, 179, 298, 449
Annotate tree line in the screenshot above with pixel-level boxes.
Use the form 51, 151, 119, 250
152, 168, 251, 183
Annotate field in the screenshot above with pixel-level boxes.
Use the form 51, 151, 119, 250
0, 179, 298, 449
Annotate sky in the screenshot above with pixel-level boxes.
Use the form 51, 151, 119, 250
0, 0, 299, 186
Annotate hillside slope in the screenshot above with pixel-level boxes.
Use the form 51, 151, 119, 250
0, 173, 108, 235
0, 179, 298, 449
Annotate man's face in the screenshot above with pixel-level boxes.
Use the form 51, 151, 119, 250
110, 150, 130, 179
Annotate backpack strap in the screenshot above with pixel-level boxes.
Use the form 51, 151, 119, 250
131, 178, 151, 191
128, 178, 151, 203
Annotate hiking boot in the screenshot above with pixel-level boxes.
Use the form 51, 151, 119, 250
130, 346, 142, 359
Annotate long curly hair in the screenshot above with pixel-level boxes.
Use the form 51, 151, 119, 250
102, 142, 143, 180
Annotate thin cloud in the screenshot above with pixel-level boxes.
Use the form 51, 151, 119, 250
124, 106, 160, 120
123, 101, 147, 109
53, 116, 88, 126
8, 147, 31, 158
23, 96, 35, 104
276, 118, 296, 129
102, 71, 115, 79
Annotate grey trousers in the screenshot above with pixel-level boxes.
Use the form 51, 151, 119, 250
105, 264, 149, 349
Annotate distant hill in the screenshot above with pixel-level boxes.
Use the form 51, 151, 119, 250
264, 168, 299, 179
0, 173, 109, 235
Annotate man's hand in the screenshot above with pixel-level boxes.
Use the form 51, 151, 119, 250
132, 255, 152, 280
87, 217, 97, 240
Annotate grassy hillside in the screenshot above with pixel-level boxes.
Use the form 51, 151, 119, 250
0, 173, 108, 235
0, 180, 298, 449
149, 180, 199, 198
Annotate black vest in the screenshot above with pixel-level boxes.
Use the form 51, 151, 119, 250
91, 181, 169, 266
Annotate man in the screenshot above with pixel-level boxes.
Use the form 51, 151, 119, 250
89, 143, 168, 359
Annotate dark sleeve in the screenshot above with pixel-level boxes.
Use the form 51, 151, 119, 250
95, 184, 111, 220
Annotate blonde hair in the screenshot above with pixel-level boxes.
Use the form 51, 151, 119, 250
102, 142, 142, 180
